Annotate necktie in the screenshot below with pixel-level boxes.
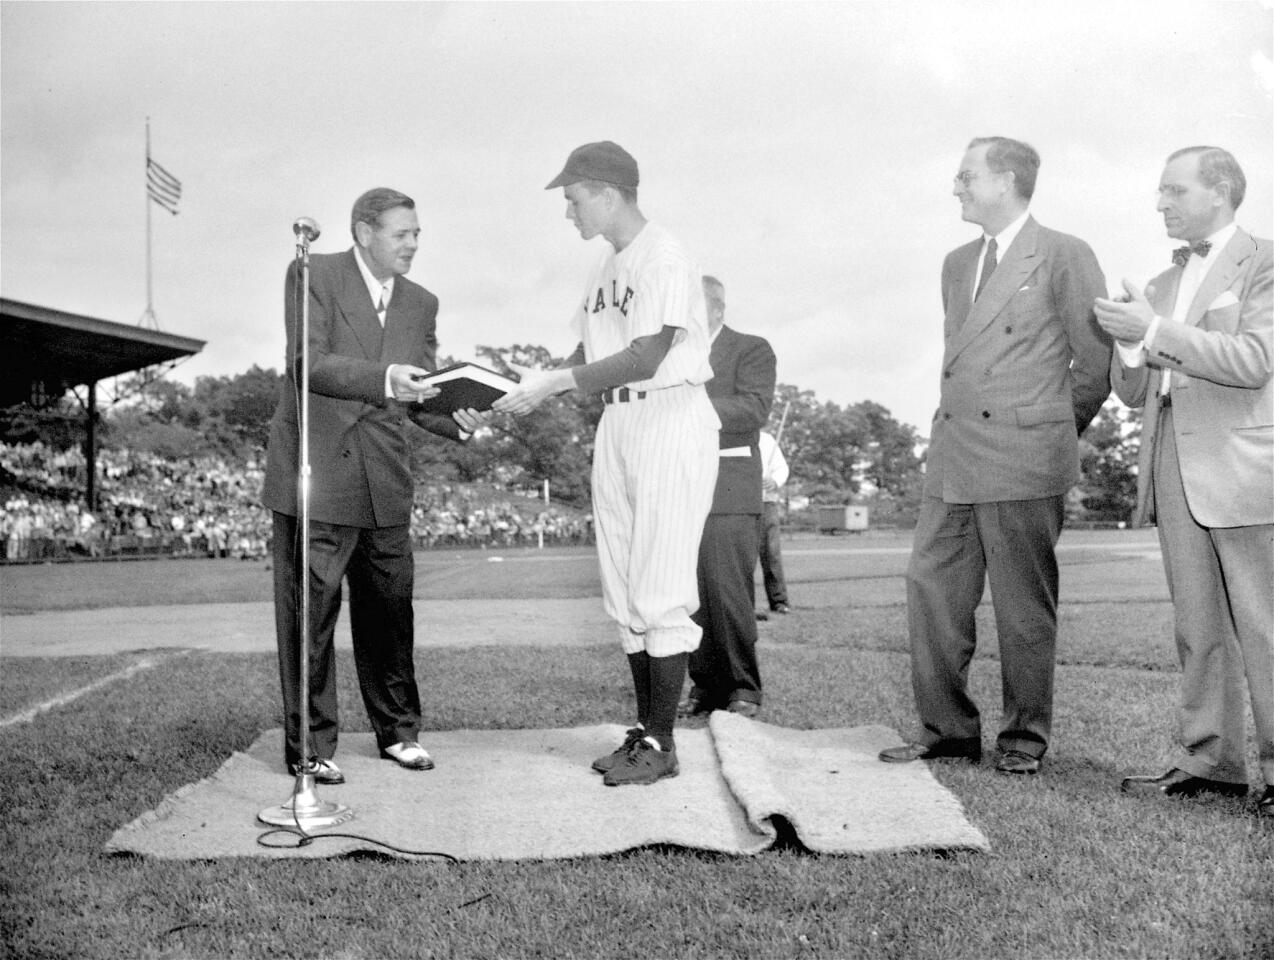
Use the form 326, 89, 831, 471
974, 237, 997, 301
1171, 240, 1212, 268
376, 288, 388, 326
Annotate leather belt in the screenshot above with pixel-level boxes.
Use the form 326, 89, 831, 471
602, 387, 648, 404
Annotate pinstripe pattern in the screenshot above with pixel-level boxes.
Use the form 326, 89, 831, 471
569, 222, 714, 391
592, 385, 719, 656
568, 220, 720, 658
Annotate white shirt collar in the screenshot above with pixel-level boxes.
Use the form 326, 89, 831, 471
986, 208, 1031, 253
1196, 222, 1238, 260
352, 246, 394, 307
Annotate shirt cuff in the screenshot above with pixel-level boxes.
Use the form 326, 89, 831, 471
384, 364, 397, 398
1115, 315, 1162, 369
1114, 339, 1145, 368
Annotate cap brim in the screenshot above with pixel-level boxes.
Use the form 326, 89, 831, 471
545, 170, 577, 190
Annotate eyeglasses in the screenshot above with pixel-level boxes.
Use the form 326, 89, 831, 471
953, 171, 982, 187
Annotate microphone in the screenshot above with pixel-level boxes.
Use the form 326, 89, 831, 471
292, 217, 321, 243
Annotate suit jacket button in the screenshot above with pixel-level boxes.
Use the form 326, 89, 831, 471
982, 410, 991, 418
943, 412, 952, 420
1004, 325, 1013, 333
943, 371, 952, 379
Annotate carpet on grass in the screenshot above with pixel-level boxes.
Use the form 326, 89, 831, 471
105, 721, 988, 861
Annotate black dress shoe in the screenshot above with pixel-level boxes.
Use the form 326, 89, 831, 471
288, 758, 345, 785
995, 750, 1041, 775
755, 610, 770, 622
1257, 786, 1273, 818
878, 738, 981, 764
726, 699, 759, 719
1120, 767, 1247, 798
771, 603, 790, 614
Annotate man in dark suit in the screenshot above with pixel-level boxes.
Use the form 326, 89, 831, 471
262, 187, 480, 783
880, 137, 1112, 775
680, 276, 776, 718
1095, 146, 1272, 817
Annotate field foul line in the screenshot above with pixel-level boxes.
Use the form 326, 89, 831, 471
0, 650, 191, 729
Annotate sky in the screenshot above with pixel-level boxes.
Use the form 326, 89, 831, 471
2, 0, 1271, 436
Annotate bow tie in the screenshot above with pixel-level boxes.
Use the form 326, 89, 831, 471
1172, 240, 1212, 267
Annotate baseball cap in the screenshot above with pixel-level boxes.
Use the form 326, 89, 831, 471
545, 141, 639, 190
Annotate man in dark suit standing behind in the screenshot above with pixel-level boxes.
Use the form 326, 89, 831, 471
680, 276, 776, 719
880, 137, 1112, 775
262, 187, 479, 783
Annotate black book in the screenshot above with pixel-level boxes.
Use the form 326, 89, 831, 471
409, 361, 519, 415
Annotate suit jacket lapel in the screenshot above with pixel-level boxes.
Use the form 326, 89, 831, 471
943, 244, 977, 339
336, 250, 385, 359
1183, 228, 1254, 327
945, 216, 1041, 362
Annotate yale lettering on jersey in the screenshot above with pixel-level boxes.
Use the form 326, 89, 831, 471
591, 280, 635, 316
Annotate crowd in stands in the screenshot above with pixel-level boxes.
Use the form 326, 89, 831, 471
0, 442, 592, 563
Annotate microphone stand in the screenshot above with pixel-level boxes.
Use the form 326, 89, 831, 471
259, 225, 353, 830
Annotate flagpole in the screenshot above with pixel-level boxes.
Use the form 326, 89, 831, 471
140, 117, 158, 331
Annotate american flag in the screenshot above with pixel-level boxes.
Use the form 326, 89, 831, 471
146, 156, 181, 215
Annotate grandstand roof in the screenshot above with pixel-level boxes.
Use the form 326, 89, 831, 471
0, 298, 206, 406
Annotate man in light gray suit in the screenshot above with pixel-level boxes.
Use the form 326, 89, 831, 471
880, 137, 1112, 775
1095, 146, 1272, 818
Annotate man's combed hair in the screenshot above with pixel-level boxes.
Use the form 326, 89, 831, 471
350, 188, 415, 241
969, 136, 1041, 202
1167, 145, 1246, 210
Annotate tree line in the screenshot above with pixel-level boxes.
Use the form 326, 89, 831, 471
0, 346, 1142, 525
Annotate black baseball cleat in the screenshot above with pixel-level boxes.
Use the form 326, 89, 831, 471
603, 738, 679, 787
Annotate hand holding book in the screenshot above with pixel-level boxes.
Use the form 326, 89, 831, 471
490, 363, 576, 417
406, 361, 520, 416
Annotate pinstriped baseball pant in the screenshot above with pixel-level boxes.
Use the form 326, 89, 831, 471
591, 384, 719, 657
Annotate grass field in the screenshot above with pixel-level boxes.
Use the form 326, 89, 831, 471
1, 530, 1271, 959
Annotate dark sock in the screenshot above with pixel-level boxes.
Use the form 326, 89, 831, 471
626, 651, 651, 729
645, 652, 687, 751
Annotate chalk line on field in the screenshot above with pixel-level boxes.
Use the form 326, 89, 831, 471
0, 650, 190, 728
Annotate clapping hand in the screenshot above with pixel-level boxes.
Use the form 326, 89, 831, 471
1094, 279, 1157, 345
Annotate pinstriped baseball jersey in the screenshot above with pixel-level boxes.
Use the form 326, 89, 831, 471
569, 222, 714, 389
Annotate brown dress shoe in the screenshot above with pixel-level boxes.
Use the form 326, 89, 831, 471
995, 750, 1042, 775
878, 738, 981, 764
1121, 768, 1247, 798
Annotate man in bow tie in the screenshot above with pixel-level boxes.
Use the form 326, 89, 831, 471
879, 136, 1112, 775
1095, 146, 1273, 818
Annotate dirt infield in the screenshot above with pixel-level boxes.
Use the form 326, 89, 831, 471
0, 529, 1166, 658
1, 597, 613, 657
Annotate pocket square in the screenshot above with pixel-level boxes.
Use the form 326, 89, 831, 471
1208, 291, 1240, 310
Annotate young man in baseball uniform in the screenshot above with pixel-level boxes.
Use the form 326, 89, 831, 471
494, 141, 719, 786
